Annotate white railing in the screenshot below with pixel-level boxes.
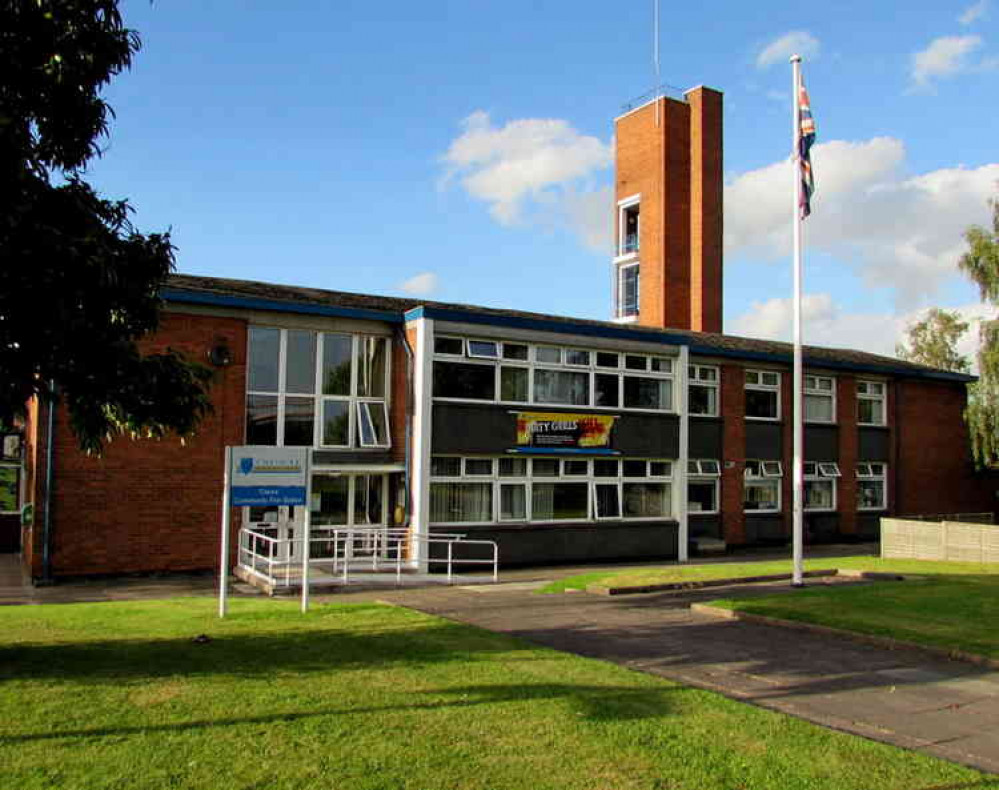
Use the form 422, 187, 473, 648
237, 526, 499, 589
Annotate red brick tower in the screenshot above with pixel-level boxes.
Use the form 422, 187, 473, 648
611, 86, 723, 334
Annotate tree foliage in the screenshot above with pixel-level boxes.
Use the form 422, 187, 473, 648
960, 196, 999, 466
895, 308, 971, 373
0, 0, 212, 453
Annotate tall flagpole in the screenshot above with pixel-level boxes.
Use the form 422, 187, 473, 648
790, 54, 805, 587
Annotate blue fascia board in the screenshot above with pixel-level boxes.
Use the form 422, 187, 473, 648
162, 289, 403, 324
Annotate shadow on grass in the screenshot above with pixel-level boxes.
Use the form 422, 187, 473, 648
0, 619, 538, 684
0, 682, 691, 744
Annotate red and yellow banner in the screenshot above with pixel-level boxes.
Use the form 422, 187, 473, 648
515, 412, 617, 449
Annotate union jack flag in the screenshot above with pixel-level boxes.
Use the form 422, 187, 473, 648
798, 80, 816, 219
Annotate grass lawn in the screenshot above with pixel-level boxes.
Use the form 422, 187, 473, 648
1, 600, 995, 789
537, 555, 999, 594
710, 571, 999, 660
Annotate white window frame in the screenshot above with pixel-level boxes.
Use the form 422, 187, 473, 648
688, 364, 720, 417
617, 261, 640, 319
687, 459, 720, 515
857, 462, 888, 510
432, 338, 676, 414
427, 455, 674, 526
857, 380, 887, 426
245, 328, 391, 450
744, 459, 782, 513
804, 374, 836, 424
617, 194, 641, 257
745, 368, 781, 421
803, 461, 837, 512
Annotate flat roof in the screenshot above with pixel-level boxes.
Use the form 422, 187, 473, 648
163, 273, 974, 383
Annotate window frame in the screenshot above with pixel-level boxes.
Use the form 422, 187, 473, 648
617, 261, 640, 319
618, 195, 641, 257
745, 368, 781, 422
804, 374, 836, 425
803, 461, 838, 512
744, 458, 782, 514
688, 364, 720, 417
857, 380, 887, 426
857, 462, 888, 511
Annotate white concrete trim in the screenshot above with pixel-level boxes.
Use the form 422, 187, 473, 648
409, 317, 434, 571
677, 345, 690, 562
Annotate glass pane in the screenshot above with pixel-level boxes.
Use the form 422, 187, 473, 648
532, 459, 559, 477
284, 397, 315, 446
744, 481, 779, 511
357, 337, 386, 398
468, 340, 499, 358
596, 352, 619, 368
531, 482, 588, 520
464, 458, 493, 476
430, 482, 492, 523
623, 482, 669, 518
649, 461, 671, 477
503, 343, 529, 361
595, 373, 619, 407
650, 357, 671, 373
805, 480, 834, 510
321, 400, 350, 446
431, 457, 461, 477
859, 480, 885, 509
246, 395, 278, 445
248, 327, 280, 392
285, 330, 316, 394
746, 389, 778, 419
357, 402, 388, 446
565, 350, 590, 366
688, 481, 717, 513
248, 505, 278, 523
622, 460, 647, 477
761, 372, 780, 386
366, 475, 384, 524
311, 476, 349, 525
533, 369, 589, 406
500, 484, 527, 520
498, 457, 528, 477
354, 475, 383, 525
434, 337, 463, 355
593, 459, 619, 477
0, 466, 18, 512
433, 361, 495, 400
595, 484, 621, 518
689, 383, 717, 416
624, 376, 670, 410
625, 355, 646, 371
500, 367, 529, 402
805, 394, 833, 422
620, 265, 639, 316
322, 334, 352, 396
563, 460, 588, 476
536, 347, 561, 364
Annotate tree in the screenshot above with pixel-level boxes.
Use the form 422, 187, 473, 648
895, 308, 971, 373
959, 195, 999, 466
0, 0, 212, 453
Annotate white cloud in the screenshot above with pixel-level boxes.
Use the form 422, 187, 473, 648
441, 110, 612, 227
730, 295, 991, 364
959, 0, 988, 25
398, 272, 439, 296
724, 136, 999, 307
756, 31, 820, 69
910, 35, 983, 89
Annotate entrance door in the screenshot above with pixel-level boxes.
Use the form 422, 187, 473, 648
244, 505, 306, 563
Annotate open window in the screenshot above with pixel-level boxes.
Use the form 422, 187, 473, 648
356, 402, 390, 447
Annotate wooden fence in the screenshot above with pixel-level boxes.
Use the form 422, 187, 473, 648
881, 517, 999, 563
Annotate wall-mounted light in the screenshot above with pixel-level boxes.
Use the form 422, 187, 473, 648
208, 343, 233, 367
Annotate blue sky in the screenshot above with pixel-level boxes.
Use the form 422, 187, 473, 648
87, 1, 999, 357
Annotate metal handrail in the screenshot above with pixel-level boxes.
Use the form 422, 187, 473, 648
620, 83, 687, 113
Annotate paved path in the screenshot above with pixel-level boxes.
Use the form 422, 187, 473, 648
376, 579, 999, 775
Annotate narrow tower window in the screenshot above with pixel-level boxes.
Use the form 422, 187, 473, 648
617, 262, 640, 319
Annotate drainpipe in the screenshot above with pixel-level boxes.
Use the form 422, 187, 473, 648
40, 380, 56, 584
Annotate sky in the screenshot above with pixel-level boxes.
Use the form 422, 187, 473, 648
86, 0, 999, 360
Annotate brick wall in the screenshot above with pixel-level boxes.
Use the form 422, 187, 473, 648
40, 312, 247, 577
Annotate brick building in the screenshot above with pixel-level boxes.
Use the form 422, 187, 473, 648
10, 87, 996, 581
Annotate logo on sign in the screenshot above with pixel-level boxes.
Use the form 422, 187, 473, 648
239, 458, 254, 475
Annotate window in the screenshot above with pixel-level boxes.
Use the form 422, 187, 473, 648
804, 375, 836, 423
432, 337, 674, 413
310, 474, 389, 527
803, 462, 839, 511
246, 328, 390, 448
745, 369, 780, 420
619, 198, 640, 255
857, 463, 888, 510
617, 262, 640, 319
744, 459, 781, 512
688, 458, 720, 514
0, 464, 19, 515
858, 380, 886, 426
689, 365, 719, 417
428, 455, 673, 525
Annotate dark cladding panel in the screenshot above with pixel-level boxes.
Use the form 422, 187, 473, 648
689, 417, 723, 458
745, 515, 787, 543
804, 426, 839, 461
858, 427, 890, 461
312, 450, 395, 466
689, 514, 721, 539
431, 403, 679, 457
745, 422, 783, 460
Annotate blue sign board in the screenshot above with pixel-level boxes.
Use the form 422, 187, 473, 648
229, 447, 308, 507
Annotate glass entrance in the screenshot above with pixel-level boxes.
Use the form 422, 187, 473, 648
244, 505, 305, 562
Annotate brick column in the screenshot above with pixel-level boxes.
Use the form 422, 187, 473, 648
720, 364, 745, 544
837, 376, 858, 535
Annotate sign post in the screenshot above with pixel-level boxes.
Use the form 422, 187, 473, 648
219, 446, 309, 618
